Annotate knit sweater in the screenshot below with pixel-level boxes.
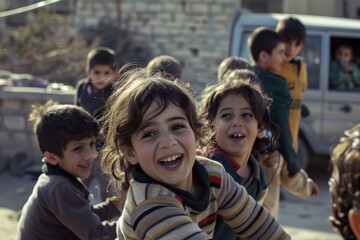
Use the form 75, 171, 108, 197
205, 148, 268, 240
254, 66, 301, 176
118, 157, 290, 240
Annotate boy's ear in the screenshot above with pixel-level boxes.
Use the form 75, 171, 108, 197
349, 207, 360, 239
121, 146, 138, 165
43, 151, 60, 166
259, 51, 269, 62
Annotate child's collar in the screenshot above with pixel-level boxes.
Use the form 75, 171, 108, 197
43, 162, 90, 200
131, 161, 211, 211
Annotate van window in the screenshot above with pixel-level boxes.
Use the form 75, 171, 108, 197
239, 31, 252, 61
299, 35, 322, 90
329, 37, 360, 92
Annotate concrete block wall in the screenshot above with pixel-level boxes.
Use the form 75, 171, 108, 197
75, 0, 241, 92
0, 0, 241, 173
0, 88, 74, 173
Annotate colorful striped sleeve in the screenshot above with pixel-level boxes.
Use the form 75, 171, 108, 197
214, 163, 290, 240
119, 182, 211, 240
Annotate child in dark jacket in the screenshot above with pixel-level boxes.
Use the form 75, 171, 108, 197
16, 101, 123, 240
75, 47, 117, 201
248, 26, 318, 219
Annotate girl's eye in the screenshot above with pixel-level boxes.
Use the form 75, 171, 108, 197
143, 131, 155, 138
173, 124, 185, 131
243, 112, 254, 118
220, 113, 231, 119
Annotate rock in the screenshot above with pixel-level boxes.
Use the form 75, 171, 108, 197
9, 152, 32, 177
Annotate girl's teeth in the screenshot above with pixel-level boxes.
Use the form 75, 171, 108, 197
161, 154, 181, 162
232, 133, 242, 137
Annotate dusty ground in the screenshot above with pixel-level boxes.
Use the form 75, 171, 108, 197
0, 172, 37, 240
0, 157, 342, 240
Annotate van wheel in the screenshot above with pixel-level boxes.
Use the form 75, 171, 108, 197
297, 136, 309, 170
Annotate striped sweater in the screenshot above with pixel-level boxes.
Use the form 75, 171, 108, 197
118, 157, 290, 240
205, 148, 268, 240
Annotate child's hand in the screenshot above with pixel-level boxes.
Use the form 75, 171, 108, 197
342, 61, 353, 73
259, 151, 278, 168
310, 181, 319, 196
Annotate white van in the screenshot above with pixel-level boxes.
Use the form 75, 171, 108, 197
229, 10, 360, 167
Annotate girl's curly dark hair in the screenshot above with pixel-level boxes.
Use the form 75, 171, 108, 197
198, 78, 279, 156
100, 67, 202, 192
329, 124, 360, 239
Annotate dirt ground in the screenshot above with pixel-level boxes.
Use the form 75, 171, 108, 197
0, 171, 37, 240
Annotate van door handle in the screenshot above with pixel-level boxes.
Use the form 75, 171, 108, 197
340, 104, 351, 113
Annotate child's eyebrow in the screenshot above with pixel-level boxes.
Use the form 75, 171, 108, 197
138, 116, 188, 133
218, 106, 252, 113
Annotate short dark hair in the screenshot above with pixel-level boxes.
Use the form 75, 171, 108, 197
86, 47, 116, 71
217, 57, 250, 83
29, 101, 100, 157
147, 55, 182, 80
275, 17, 306, 44
248, 27, 285, 63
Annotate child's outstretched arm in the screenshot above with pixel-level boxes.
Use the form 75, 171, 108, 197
216, 165, 291, 240
92, 194, 124, 221
280, 160, 319, 198
271, 100, 301, 176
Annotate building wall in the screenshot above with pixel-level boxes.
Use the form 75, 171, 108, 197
282, 0, 360, 18
0, 88, 73, 174
75, 0, 241, 91
307, 0, 336, 17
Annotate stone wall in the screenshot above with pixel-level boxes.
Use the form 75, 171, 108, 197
76, 0, 241, 91
0, 87, 73, 174
0, 0, 242, 174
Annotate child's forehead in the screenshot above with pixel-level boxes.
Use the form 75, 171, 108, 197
221, 92, 247, 101
64, 136, 96, 147
338, 46, 352, 52
286, 38, 303, 45
90, 64, 113, 71
275, 42, 286, 49
142, 101, 186, 119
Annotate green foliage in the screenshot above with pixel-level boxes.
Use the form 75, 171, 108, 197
0, 8, 154, 86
